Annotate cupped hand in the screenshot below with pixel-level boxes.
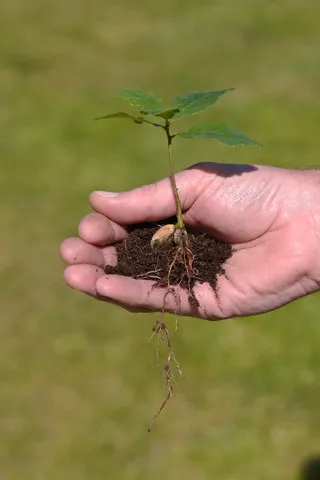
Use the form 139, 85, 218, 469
60, 163, 320, 319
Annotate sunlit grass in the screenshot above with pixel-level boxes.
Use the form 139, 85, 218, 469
1, 0, 320, 478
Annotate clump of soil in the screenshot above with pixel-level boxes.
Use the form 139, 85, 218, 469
105, 220, 234, 308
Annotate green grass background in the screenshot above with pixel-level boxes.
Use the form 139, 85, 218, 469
1, 1, 320, 479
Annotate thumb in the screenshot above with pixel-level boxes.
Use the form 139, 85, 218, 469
89, 169, 199, 224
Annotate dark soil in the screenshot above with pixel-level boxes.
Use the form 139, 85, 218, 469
105, 220, 234, 308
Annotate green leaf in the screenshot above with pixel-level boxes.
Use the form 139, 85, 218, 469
95, 112, 135, 120
94, 112, 145, 124
120, 90, 164, 112
171, 89, 234, 120
177, 123, 262, 146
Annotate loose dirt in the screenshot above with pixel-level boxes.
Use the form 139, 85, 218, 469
105, 220, 233, 308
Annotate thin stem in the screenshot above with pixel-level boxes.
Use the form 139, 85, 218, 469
141, 118, 164, 128
165, 122, 184, 228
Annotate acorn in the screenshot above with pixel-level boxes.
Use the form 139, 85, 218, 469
150, 224, 175, 249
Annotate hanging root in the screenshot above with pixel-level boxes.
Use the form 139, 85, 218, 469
148, 229, 196, 432
147, 313, 182, 432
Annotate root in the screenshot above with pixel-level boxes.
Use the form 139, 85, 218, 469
148, 393, 171, 433
147, 308, 182, 432
148, 228, 198, 432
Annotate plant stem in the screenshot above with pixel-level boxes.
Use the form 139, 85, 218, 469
165, 121, 184, 229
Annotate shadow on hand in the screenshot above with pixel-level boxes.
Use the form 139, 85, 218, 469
186, 161, 258, 178
299, 456, 320, 480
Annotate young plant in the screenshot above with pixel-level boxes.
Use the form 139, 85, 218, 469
96, 89, 260, 235
96, 89, 261, 430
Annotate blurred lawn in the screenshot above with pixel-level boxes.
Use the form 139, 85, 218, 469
1, 1, 320, 479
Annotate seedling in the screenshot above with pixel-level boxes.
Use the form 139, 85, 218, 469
96, 89, 261, 430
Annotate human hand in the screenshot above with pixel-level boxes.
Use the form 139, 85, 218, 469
60, 163, 320, 319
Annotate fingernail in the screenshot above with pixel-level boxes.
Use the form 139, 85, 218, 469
94, 191, 119, 198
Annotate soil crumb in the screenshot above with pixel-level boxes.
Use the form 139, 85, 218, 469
105, 221, 234, 308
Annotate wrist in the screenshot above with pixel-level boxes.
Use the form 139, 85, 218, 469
300, 169, 320, 285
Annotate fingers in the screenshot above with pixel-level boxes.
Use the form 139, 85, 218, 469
60, 237, 117, 267
95, 275, 220, 318
63, 262, 224, 318
95, 275, 185, 313
89, 169, 201, 224
78, 213, 127, 246
63, 264, 105, 297
63, 265, 159, 313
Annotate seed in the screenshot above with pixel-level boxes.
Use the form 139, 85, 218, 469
150, 224, 175, 249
